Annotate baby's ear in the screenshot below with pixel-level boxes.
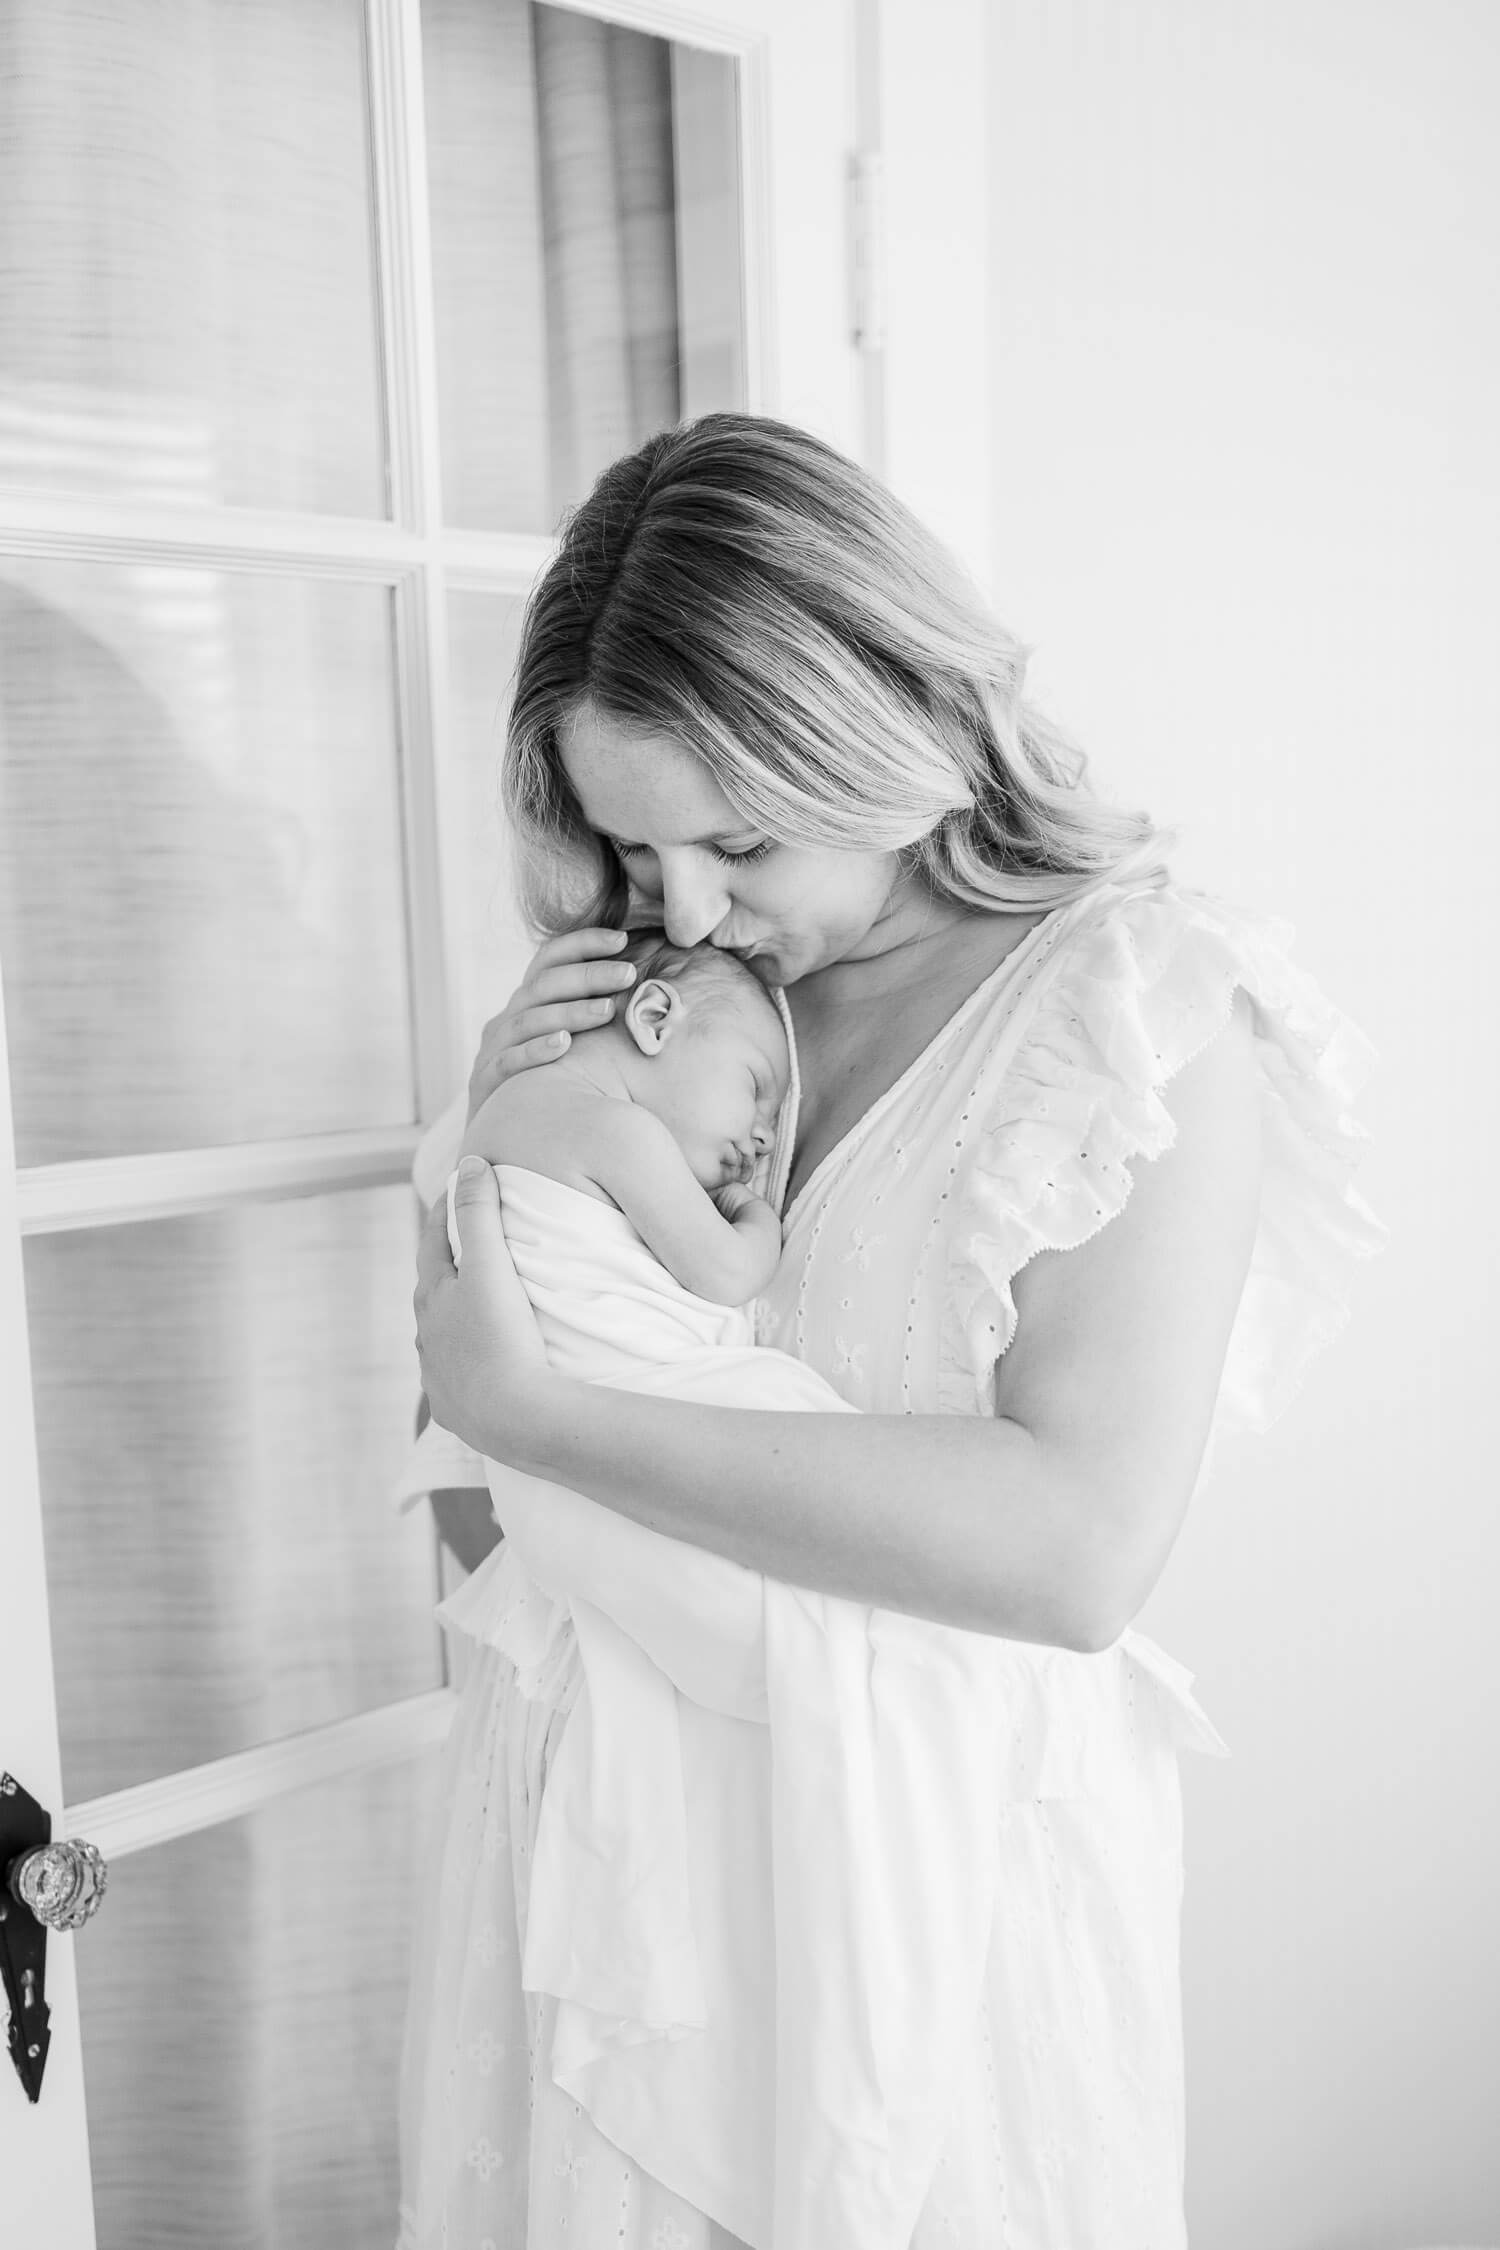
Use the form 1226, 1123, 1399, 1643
621, 977, 685, 1057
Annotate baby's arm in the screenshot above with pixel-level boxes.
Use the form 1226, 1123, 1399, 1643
458, 1076, 606, 1203
457, 1084, 518, 1169
590, 1104, 782, 1305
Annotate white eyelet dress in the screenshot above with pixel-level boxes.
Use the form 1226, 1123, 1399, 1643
395, 877, 1382, 2250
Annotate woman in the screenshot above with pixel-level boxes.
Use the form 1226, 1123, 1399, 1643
403, 413, 1379, 2249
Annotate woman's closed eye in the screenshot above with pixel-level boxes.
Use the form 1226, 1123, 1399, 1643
608, 835, 773, 868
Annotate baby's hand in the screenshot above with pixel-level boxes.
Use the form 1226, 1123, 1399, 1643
708, 1182, 782, 1299
598, 1111, 782, 1304
712, 1180, 762, 1223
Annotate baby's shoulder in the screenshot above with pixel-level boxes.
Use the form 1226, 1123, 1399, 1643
461, 1069, 637, 1200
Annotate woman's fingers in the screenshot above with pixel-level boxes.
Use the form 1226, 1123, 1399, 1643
467, 1004, 607, 1109
523, 956, 637, 1009
414, 1187, 457, 1300
465, 930, 639, 1112
471, 930, 632, 1047
412, 1159, 555, 1459
445, 1154, 504, 1265
529, 924, 631, 969
519, 926, 636, 1007
501, 1029, 572, 1073
508, 994, 627, 1043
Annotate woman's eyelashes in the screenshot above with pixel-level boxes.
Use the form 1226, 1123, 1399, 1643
608, 836, 773, 868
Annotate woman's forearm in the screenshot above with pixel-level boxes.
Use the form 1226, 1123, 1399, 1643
503, 1382, 1117, 1648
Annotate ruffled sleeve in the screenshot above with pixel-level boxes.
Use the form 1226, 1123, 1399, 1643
943, 882, 1385, 1435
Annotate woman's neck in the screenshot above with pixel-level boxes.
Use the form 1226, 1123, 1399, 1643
794, 881, 1035, 1017
780, 892, 1053, 1204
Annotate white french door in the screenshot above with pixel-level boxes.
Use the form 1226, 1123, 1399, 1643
0, 0, 861, 2239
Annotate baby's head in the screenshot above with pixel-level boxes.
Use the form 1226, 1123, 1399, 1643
609, 931, 790, 1191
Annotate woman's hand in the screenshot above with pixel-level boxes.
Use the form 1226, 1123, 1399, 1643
413, 1158, 562, 1466
466, 927, 637, 1121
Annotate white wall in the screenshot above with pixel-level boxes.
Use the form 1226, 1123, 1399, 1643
983, 5, 1498, 2245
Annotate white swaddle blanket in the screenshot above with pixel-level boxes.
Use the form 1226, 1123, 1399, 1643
404, 1161, 1015, 2248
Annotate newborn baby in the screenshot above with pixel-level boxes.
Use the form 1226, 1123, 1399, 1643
452, 930, 790, 1305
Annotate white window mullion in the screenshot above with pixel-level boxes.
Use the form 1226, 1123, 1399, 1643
63, 1690, 457, 1862
0, 967, 96, 2235
15, 1126, 424, 1237
0, 950, 68, 1827
0, 491, 558, 595
440, 527, 555, 594
368, 0, 471, 1118
365, 0, 438, 539
0, 492, 417, 576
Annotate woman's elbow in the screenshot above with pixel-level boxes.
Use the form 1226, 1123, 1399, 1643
966, 1564, 1134, 1654
1050, 1450, 1197, 1653
1054, 1593, 1138, 1656
1027, 1503, 1162, 1655
1053, 1526, 1176, 1654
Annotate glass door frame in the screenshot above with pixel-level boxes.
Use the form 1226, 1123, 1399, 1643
0, 0, 866, 2228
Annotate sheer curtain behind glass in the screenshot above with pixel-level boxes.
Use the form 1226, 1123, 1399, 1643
0, 1, 698, 2242
427, 0, 684, 530
427, 0, 705, 1040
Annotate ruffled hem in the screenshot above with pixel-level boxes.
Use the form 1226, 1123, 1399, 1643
438, 1540, 582, 1716
390, 1417, 490, 1514
963, 1625, 1228, 1802
439, 1543, 1223, 1810
940, 883, 1385, 1433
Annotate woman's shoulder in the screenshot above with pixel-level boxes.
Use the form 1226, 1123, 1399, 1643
1013, 874, 1372, 1092
942, 873, 1385, 1428
1040, 868, 1281, 971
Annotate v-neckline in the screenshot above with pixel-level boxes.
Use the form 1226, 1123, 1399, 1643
770, 898, 1081, 1231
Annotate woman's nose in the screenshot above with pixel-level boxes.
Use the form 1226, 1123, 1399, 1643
660, 862, 729, 949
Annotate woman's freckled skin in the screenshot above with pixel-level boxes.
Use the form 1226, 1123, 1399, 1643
560, 705, 962, 990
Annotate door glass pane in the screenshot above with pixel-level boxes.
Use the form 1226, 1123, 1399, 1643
0, 0, 385, 517
425, 0, 745, 532
78, 1754, 434, 2248
26, 1187, 439, 1802
0, 562, 413, 1163
446, 590, 534, 1041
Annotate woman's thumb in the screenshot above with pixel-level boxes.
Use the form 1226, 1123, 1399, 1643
446, 1156, 500, 1268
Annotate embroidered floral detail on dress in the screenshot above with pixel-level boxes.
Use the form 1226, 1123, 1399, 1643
840, 1224, 886, 1271
468, 2028, 505, 2077
473, 1923, 500, 1970
649, 2222, 691, 2250
833, 1337, 864, 1376
465, 2136, 505, 2182
553, 2138, 585, 2187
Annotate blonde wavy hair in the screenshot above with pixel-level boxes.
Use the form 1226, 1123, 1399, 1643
504, 413, 1171, 931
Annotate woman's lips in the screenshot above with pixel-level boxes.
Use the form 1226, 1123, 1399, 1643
741, 948, 780, 987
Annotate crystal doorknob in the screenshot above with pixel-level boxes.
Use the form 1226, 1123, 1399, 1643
6, 1838, 108, 1931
